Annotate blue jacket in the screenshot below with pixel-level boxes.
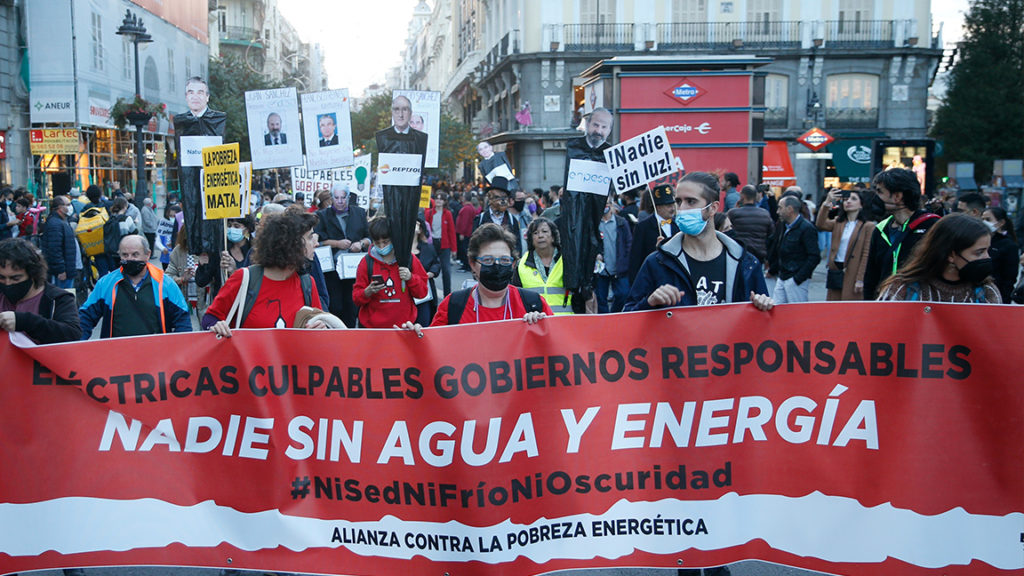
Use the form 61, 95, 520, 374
43, 214, 77, 276
79, 262, 192, 339
623, 231, 768, 311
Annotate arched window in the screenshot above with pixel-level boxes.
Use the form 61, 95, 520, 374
826, 73, 878, 128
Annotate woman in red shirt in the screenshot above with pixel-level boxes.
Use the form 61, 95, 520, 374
204, 210, 322, 336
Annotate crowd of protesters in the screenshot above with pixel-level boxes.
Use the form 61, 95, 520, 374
1, 160, 1022, 345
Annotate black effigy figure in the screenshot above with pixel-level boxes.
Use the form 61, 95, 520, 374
174, 76, 228, 256
375, 94, 428, 270
559, 107, 615, 313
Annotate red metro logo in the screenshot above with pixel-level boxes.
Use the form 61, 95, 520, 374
664, 78, 707, 106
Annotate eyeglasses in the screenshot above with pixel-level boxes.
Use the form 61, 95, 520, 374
475, 255, 514, 266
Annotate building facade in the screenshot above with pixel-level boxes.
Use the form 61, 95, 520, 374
15, 0, 210, 198
213, 0, 327, 92
398, 0, 942, 198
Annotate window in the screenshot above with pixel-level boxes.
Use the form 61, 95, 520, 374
672, 0, 706, 22
91, 12, 104, 71
218, 10, 226, 33
765, 74, 788, 128
826, 74, 878, 128
167, 49, 176, 92
838, 0, 872, 33
747, 0, 781, 25
580, 0, 616, 24
185, 55, 192, 80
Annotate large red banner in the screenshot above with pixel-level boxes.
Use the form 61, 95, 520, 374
1, 303, 1022, 575
620, 112, 752, 145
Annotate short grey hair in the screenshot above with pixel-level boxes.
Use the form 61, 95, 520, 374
119, 234, 150, 254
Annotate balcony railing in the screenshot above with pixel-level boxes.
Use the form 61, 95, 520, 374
657, 21, 802, 50
478, 30, 519, 75
824, 20, 894, 48
220, 26, 263, 48
563, 23, 635, 51
825, 108, 879, 129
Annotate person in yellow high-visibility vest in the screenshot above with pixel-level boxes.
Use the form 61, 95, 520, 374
511, 217, 573, 315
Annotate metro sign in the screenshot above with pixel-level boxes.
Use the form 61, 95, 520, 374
797, 127, 834, 151
664, 78, 707, 106
0, 131, 6, 159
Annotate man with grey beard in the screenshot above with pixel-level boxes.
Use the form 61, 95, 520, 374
559, 107, 614, 313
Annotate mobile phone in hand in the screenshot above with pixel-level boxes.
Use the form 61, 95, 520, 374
371, 274, 384, 285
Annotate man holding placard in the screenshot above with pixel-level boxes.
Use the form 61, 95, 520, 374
559, 107, 614, 313
624, 172, 773, 313
315, 182, 369, 328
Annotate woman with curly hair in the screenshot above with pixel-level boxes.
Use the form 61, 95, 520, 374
202, 210, 323, 336
877, 212, 1001, 303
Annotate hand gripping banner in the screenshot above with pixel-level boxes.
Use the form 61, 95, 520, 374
0, 302, 1021, 575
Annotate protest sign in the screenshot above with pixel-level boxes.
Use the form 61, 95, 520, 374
377, 153, 423, 187
301, 89, 354, 171
291, 155, 374, 210
1, 304, 1021, 576
604, 126, 683, 194
566, 159, 612, 195
419, 185, 432, 210
246, 87, 303, 170
180, 136, 223, 167
201, 143, 241, 220
394, 90, 441, 168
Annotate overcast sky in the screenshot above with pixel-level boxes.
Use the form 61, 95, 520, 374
278, 0, 971, 96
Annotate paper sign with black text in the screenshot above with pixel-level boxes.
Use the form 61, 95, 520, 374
301, 89, 354, 171
603, 126, 682, 194
246, 88, 303, 170
201, 143, 242, 220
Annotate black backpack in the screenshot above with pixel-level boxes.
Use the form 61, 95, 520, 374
445, 286, 544, 325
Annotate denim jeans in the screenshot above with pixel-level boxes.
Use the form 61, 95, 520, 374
595, 273, 629, 313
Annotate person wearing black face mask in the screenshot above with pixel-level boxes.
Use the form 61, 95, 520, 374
0, 238, 81, 343
398, 224, 553, 333
79, 234, 193, 339
876, 213, 1001, 303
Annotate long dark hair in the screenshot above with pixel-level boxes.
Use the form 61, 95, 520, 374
837, 188, 873, 223
879, 213, 991, 290
985, 206, 1018, 244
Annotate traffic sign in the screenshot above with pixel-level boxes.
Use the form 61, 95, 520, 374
797, 127, 834, 152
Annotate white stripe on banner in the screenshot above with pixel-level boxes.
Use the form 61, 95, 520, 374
1, 494, 1021, 569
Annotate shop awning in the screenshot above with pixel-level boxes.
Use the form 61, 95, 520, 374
762, 140, 795, 185
826, 139, 873, 183
956, 177, 978, 190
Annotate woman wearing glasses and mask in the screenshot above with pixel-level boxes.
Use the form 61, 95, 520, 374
427, 223, 553, 326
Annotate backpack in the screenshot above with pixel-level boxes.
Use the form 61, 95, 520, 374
228, 265, 313, 328
446, 286, 544, 325
75, 206, 108, 256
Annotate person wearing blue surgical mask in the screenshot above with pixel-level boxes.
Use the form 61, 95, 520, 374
624, 171, 774, 312
195, 216, 253, 300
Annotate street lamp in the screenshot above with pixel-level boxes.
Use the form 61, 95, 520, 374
116, 9, 153, 209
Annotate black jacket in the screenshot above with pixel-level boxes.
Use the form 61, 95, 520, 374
472, 210, 521, 243
989, 232, 1020, 303
315, 204, 370, 253
559, 136, 611, 291
774, 216, 820, 284
14, 283, 82, 344
863, 210, 939, 300
629, 213, 680, 283
727, 204, 774, 263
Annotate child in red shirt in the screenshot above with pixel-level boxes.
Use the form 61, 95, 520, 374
353, 216, 428, 328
